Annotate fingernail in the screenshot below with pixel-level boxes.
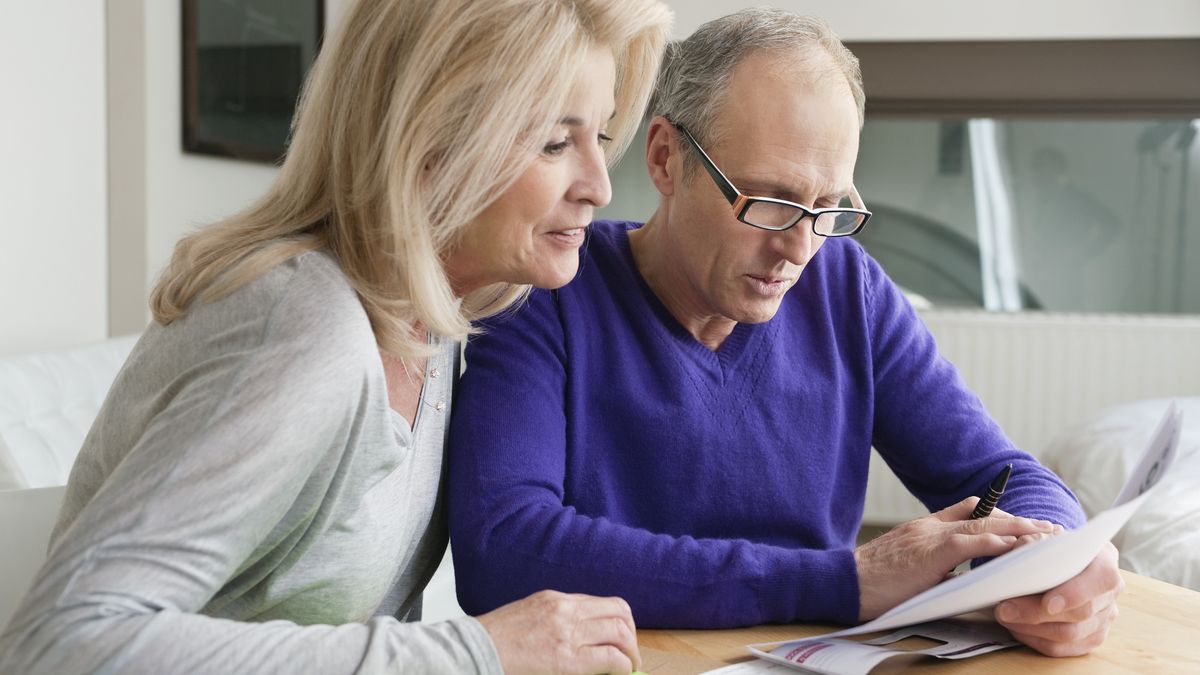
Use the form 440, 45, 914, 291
998, 603, 1017, 621
1002, 535, 1017, 544
1047, 595, 1066, 614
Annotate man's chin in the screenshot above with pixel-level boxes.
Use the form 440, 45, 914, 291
728, 298, 785, 324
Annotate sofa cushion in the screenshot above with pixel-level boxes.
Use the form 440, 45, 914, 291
1043, 398, 1200, 591
0, 335, 139, 488
0, 485, 67, 628
0, 434, 28, 491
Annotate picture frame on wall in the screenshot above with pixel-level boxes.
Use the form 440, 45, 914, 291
182, 0, 325, 164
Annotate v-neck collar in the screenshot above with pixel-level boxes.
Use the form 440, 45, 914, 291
616, 224, 771, 381
389, 332, 439, 443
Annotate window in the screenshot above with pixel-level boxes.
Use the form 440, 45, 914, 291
855, 117, 1199, 313
598, 39, 1200, 315
850, 39, 1200, 314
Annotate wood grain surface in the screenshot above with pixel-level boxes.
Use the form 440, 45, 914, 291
638, 571, 1200, 673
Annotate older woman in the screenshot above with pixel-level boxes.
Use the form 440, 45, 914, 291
0, 0, 670, 673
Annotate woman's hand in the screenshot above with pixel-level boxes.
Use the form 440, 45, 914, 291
477, 590, 641, 675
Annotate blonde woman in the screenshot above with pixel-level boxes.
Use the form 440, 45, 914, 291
0, 0, 670, 673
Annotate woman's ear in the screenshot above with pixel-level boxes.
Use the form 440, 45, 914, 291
644, 116, 678, 198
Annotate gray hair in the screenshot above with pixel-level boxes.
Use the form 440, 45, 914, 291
649, 7, 864, 178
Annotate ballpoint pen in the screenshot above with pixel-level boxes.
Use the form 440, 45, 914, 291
970, 463, 1012, 519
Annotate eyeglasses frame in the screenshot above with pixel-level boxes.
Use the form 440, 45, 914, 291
672, 121, 872, 237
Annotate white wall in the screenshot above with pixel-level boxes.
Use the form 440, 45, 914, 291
141, 1, 280, 301
67, 0, 1200, 341
0, 3, 108, 355
107, 1, 354, 334
106, 1, 280, 334
669, 0, 1200, 40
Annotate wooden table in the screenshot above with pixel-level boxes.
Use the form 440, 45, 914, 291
638, 570, 1200, 673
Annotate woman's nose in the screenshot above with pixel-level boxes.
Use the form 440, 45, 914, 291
571, 144, 612, 208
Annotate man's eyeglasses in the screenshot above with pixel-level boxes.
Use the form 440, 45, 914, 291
673, 122, 871, 237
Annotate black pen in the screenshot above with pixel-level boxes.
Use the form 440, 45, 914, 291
970, 464, 1012, 519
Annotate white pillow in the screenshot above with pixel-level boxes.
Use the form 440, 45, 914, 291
1043, 398, 1200, 591
0, 434, 29, 491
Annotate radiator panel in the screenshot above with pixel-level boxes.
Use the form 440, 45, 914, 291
862, 309, 1200, 525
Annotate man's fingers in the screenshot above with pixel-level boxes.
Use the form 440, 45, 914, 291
1012, 532, 1052, 550
956, 514, 1056, 537
1041, 543, 1124, 615
1004, 604, 1118, 657
945, 532, 1018, 562
932, 497, 980, 521
1010, 623, 1111, 658
932, 499, 1057, 533
999, 593, 1117, 625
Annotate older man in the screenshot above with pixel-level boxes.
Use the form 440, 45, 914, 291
448, 8, 1122, 657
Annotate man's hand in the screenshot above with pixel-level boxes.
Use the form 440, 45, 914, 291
477, 590, 641, 675
854, 498, 1057, 621
995, 541, 1124, 657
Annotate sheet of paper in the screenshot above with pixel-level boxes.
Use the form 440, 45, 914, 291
746, 402, 1182, 669
1111, 401, 1181, 507
737, 619, 1017, 675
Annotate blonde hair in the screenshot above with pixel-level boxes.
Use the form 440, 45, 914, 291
151, 0, 671, 358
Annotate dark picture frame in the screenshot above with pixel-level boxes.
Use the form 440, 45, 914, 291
182, 0, 325, 164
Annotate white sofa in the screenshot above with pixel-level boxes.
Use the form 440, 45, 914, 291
0, 335, 139, 490
0, 335, 464, 628
0, 336, 141, 627
1042, 398, 1200, 592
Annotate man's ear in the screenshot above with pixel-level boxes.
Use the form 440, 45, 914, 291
645, 116, 678, 198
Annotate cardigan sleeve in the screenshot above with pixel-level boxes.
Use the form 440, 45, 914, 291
448, 289, 860, 628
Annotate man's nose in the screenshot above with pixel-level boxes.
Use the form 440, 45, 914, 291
772, 217, 816, 266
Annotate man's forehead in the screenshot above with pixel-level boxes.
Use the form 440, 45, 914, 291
702, 51, 859, 198
722, 50, 856, 123
730, 47, 848, 94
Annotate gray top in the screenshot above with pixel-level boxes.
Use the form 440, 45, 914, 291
0, 252, 502, 674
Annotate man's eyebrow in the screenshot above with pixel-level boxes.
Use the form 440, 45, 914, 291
558, 111, 617, 126
740, 181, 850, 204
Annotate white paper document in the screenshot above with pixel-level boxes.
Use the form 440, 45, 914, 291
743, 402, 1183, 673
710, 619, 1016, 675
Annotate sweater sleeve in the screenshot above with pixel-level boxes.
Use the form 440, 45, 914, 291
0, 293, 501, 674
861, 249, 1085, 529
448, 290, 859, 629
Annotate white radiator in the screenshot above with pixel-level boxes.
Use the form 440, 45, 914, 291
862, 309, 1200, 525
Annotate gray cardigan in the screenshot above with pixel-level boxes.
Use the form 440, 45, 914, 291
0, 252, 501, 674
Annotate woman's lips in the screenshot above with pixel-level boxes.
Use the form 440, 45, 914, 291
546, 226, 586, 247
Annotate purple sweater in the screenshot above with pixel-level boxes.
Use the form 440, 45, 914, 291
448, 220, 1084, 628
